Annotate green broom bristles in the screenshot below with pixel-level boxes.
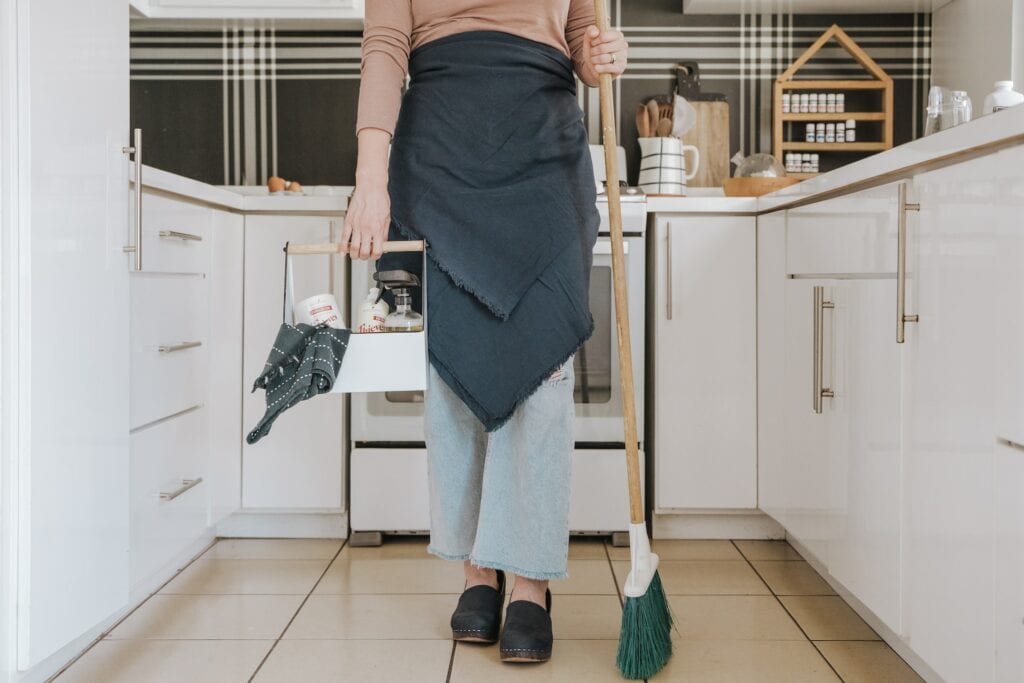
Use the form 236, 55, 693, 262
616, 570, 673, 679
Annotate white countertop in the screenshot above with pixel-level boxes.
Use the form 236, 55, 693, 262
131, 163, 352, 212
651, 106, 1024, 216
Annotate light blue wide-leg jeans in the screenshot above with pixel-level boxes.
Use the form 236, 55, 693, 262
423, 358, 575, 580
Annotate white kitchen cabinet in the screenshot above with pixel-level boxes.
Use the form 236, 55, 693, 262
779, 277, 836, 564
759, 182, 905, 634
208, 209, 245, 525
994, 165, 1024, 446
130, 408, 210, 590
828, 277, 902, 634
9, 0, 132, 671
901, 155, 1001, 683
130, 0, 363, 20
995, 440, 1024, 683
242, 215, 347, 509
651, 216, 757, 511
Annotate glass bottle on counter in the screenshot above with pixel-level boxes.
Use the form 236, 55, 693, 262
384, 287, 423, 333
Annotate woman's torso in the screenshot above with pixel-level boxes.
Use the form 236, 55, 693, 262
406, 0, 575, 58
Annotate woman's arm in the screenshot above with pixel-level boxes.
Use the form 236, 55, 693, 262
346, 0, 412, 260
567, 0, 628, 87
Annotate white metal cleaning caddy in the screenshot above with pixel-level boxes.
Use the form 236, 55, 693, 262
287, 240, 428, 393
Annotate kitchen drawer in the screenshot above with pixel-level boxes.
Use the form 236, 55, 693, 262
130, 274, 209, 429
138, 191, 212, 274
786, 185, 900, 275
130, 407, 209, 588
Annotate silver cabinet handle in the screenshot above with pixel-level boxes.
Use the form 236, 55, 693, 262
666, 226, 673, 320
897, 183, 920, 343
122, 128, 142, 270
159, 230, 203, 242
159, 477, 202, 501
158, 340, 202, 354
813, 285, 835, 414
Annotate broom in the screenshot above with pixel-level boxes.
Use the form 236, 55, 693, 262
591, 0, 674, 678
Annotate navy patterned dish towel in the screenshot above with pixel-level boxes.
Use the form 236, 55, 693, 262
380, 30, 601, 432
246, 322, 350, 444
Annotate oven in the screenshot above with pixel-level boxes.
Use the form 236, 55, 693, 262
348, 147, 647, 541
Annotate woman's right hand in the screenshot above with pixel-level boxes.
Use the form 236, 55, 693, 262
342, 181, 390, 260
344, 128, 393, 260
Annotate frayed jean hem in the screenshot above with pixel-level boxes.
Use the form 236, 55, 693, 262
428, 544, 570, 581
426, 544, 470, 561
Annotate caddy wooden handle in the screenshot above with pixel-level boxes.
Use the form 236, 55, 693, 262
593, 0, 644, 525
287, 240, 425, 255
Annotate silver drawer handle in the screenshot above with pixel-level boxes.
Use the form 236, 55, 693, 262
813, 285, 835, 414
159, 477, 203, 501
159, 230, 203, 242
158, 340, 202, 354
122, 128, 143, 271
897, 183, 920, 344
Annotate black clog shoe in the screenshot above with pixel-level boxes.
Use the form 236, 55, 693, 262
499, 588, 553, 662
450, 569, 506, 643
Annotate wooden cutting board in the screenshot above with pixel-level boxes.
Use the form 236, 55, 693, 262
680, 101, 730, 188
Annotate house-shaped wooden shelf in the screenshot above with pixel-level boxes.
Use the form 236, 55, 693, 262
773, 24, 894, 177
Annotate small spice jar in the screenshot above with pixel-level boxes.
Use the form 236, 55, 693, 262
845, 119, 856, 142
837, 93, 846, 113
805, 122, 815, 142
815, 122, 826, 143
826, 93, 837, 113
825, 123, 836, 143
782, 93, 791, 113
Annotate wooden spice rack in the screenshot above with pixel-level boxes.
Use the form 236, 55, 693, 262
773, 24, 894, 173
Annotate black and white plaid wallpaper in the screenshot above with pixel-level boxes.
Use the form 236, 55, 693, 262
130, 2, 931, 186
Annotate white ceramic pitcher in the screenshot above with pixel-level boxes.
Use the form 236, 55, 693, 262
637, 137, 700, 195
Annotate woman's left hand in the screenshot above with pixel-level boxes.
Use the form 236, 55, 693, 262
581, 26, 628, 79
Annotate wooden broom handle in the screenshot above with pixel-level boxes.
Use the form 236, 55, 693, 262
593, 0, 644, 525
287, 240, 425, 255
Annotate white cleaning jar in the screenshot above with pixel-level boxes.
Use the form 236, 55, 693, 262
357, 287, 390, 333
983, 81, 1024, 114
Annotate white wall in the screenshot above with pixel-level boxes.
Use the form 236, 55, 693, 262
932, 0, 1015, 109
1015, 0, 1024, 83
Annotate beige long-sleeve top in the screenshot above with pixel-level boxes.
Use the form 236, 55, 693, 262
356, 0, 597, 137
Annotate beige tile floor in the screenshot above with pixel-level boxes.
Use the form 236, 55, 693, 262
54, 537, 924, 682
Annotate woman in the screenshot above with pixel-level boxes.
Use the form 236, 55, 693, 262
346, 1, 628, 664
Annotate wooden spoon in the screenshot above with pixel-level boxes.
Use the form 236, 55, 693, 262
635, 104, 650, 137
646, 99, 661, 138
655, 117, 673, 137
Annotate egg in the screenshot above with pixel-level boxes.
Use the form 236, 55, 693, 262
288, 181, 303, 194
267, 176, 286, 192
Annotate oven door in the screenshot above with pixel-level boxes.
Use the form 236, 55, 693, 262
572, 235, 645, 444
349, 236, 646, 444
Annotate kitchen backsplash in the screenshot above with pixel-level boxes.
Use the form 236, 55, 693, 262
130, 3, 930, 186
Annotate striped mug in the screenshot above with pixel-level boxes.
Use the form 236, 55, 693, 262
637, 137, 700, 195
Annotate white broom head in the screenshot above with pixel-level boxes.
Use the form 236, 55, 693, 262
624, 522, 660, 598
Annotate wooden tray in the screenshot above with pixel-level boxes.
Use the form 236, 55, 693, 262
722, 177, 800, 197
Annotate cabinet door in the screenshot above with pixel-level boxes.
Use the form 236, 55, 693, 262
653, 216, 756, 510
995, 440, 1024, 682
828, 278, 902, 634
209, 210, 245, 523
779, 278, 836, 564
16, 0, 131, 669
903, 160, 998, 682
994, 148, 1024, 446
242, 215, 346, 509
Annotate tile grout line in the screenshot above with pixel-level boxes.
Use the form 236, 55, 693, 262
729, 540, 848, 683
246, 539, 349, 682
445, 639, 457, 683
